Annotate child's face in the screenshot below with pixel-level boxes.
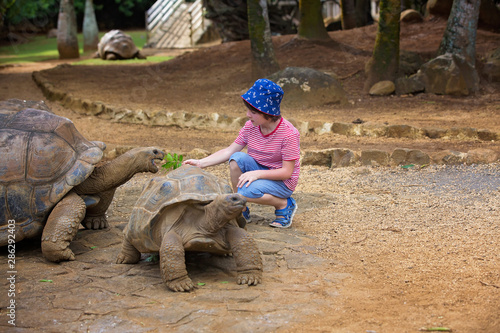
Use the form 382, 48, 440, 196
246, 109, 268, 127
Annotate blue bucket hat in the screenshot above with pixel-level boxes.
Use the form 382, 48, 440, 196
241, 79, 284, 116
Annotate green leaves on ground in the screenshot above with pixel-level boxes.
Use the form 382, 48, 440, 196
401, 164, 415, 169
145, 254, 159, 263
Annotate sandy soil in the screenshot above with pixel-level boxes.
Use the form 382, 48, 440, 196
0, 17, 499, 332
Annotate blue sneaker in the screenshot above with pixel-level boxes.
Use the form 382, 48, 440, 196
242, 206, 251, 223
270, 197, 297, 228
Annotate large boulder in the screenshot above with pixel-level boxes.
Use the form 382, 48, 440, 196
268, 67, 348, 108
414, 53, 480, 96
395, 76, 425, 95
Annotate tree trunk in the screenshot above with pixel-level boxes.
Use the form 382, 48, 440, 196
247, 0, 280, 79
438, 0, 480, 65
298, 0, 330, 40
57, 0, 79, 59
355, 0, 373, 27
340, 0, 357, 30
83, 0, 99, 52
364, 0, 401, 92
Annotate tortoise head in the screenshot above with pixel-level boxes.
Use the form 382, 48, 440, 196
204, 193, 247, 231
124, 147, 166, 173
219, 193, 247, 217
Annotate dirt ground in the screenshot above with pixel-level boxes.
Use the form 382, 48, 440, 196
0, 17, 499, 332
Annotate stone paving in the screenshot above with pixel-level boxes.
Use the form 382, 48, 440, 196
2, 163, 499, 332
0, 173, 344, 332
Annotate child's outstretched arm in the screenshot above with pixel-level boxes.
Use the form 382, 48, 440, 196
183, 142, 244, 168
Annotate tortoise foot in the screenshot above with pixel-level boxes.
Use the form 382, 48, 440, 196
116, 239, 141, 264
42, 240, 76, 262
237, 270, 262, 286
166, 276, 196, 292
82, 215, 109, 230
116, 251, 140, 264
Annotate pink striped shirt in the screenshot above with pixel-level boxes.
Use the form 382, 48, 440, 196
234, 118, 300, 191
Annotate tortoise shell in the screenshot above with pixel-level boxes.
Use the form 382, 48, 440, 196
0, 100, 103, 242
125, 165, 234, 246
97, 30, 141, 60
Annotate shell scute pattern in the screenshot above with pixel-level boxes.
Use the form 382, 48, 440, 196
7, 108, 60, 132
127, 166, 234, 243
28, 132, 76, 183
0, 101, 104, 231
0, 130, 28, 182
6, 184, 31, 222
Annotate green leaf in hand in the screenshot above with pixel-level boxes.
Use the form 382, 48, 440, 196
162, 153, 183, 171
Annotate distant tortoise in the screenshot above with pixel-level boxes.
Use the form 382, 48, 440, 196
0, 99, 164, 262
95, 29, 146, 60
116, 165, 263, 292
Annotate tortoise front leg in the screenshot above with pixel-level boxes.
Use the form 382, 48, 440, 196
41, 191, 86, 262
160, 231, 195, 292
116, 237, 141, 264
81, 189, 116, 229
226, 226, 263, 286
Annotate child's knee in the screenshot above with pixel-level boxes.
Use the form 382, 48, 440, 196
237, 185, 263, 199
229, 151, 247, 162
229, 159, 240, 172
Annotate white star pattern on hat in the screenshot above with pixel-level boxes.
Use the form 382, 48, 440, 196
241, 78, 284, 116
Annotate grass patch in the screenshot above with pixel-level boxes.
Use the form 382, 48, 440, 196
0, 30, 170, 65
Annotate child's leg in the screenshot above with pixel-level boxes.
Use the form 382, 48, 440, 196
229, 152, 297, 227
229, 160, 243, 193
235, 177, 293, 209
247, 194, 286, 210
229, 152, 266, 193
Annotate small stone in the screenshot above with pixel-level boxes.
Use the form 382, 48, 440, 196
369, 81, 395, 96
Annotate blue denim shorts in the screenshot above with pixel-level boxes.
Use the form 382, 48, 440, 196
229, 152, 293, 199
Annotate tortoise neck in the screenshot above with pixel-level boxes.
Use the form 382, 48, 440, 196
202, 201, 232, 233
74, 150, 146, 194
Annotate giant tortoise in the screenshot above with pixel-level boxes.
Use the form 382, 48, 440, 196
95, 29, 146, 60
0, 99, 165, 262
116, 165, 263, 292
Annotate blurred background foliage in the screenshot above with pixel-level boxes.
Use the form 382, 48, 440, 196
1, 0, 155, 33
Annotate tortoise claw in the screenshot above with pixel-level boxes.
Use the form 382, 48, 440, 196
82, 215, 109, 230
167, 277, 197, 292
42, 242, 76, 262
237, 271, 262, 286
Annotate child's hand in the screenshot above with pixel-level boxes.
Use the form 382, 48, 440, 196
183, 159, 201, 167
238, 171, 260, 188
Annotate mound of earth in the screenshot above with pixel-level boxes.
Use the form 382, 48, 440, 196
20, 16, 500, 157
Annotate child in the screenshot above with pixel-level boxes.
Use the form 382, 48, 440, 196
183, 78, 300, 228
